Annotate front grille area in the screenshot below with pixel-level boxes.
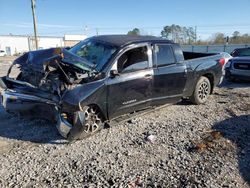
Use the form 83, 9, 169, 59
234, 62, 250, 70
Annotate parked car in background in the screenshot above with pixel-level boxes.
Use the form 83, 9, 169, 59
0, 50, 7, 56
225, 47, 250, 81
0, 35, 227, 140
230, 47, 250, 57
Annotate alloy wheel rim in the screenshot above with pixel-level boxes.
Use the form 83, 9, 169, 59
198, 82, 209, 101
84, 107, 102, 133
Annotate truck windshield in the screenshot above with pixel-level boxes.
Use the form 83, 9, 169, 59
69, 39, 117, 71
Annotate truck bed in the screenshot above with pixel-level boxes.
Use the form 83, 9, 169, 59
183, 51, 218, 60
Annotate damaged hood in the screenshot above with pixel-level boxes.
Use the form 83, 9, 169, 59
12, 48, 96, 73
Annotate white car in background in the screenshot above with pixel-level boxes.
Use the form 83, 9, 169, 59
0, 50, 7, 56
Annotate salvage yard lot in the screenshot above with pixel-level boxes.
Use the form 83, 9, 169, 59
0, 59, 250, 187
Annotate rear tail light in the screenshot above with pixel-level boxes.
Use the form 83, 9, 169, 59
219, 58, 226, 66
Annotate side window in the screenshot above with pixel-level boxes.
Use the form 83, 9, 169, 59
117, 46, 148, 73
236, 49, 250, 57
155, 45, 176, 67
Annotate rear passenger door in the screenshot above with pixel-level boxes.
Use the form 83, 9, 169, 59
151, 44, 187, 106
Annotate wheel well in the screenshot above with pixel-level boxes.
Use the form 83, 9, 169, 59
202, 73, 214, 94
86, 104, 107, 121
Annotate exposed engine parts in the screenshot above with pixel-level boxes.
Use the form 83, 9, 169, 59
7, 48, 97, 98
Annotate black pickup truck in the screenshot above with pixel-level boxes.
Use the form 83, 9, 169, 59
0, 35, 227, 140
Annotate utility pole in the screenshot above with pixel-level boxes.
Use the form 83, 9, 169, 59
84, 25, 88, 35
95, 28, 99, 36
195, 26, 197, 44
31, 0, 38, 50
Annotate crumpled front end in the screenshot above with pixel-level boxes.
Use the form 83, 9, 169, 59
0, 89, 73, 138
0, 48, 99, 138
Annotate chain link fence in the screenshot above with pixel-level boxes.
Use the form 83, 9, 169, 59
181, 44, 250, 53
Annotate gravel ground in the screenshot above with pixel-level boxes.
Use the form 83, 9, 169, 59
0, 59, 250, 187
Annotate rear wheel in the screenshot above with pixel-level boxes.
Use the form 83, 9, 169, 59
67, 106, 104, 141
190, 76, 211, 105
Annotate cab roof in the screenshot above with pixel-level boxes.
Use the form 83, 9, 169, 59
89, 35, 173, 47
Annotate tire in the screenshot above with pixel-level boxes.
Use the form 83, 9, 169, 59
67, 106, 104, 141
190, 76, 211, 105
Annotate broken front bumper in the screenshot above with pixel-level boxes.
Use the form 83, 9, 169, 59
0, 90, 72, 138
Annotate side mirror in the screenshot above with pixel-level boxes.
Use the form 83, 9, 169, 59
110, 70, 119, 78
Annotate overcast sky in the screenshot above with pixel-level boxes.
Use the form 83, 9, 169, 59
1, 0, 250, 39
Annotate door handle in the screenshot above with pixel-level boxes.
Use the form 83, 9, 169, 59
145, 74, 152, 78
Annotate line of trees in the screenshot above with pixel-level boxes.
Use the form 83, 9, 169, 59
204, 31, 250, 45
127, 25, 250, 45
127, 25, 196, 44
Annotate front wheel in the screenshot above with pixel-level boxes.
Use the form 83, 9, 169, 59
67, 106, 104, 141
190, 76, 211, 105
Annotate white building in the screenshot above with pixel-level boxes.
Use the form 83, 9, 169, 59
0, 35, 30, 55
0, 34, 87, 55
64, 34, 87, 47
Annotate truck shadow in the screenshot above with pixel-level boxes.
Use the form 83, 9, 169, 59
176, 99, 194, 106
212, 115, 250, 185
0, 106, 66, 144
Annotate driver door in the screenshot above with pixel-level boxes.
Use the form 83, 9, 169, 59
106, 44, 153, 119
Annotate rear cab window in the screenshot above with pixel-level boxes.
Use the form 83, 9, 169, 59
154, 44, 176, 67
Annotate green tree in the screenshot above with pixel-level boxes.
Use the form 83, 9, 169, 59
182, 27, 196, 44
161, 24, 182, 42
212, 33, 225, 44
161, 25, 172, 39
127, 28, 140, 36
241, 34, 250, 43
232, 31, 240, 38
231, 31, 241, 43
161, 24, 196, 44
